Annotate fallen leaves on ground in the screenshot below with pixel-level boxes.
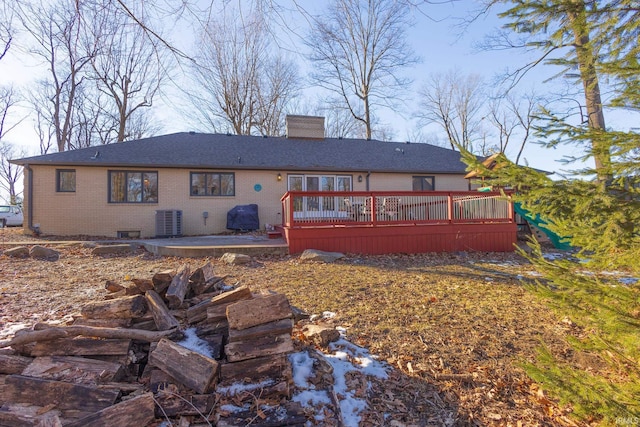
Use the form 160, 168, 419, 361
0, 227, 591, 426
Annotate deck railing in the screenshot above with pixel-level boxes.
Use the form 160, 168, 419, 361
281, 191, 514, 227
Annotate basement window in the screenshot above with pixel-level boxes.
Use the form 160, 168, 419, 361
117, 231, 140, 238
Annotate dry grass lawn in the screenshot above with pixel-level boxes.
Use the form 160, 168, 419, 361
0, 227, 588, 426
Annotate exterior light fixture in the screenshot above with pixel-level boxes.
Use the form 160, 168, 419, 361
277, 173, 282, 182
358, 175, 363, 182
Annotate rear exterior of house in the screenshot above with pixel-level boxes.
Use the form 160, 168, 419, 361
13, 116, 477, 239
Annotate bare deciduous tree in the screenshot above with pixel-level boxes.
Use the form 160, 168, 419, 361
0, 141, 26, 205
484, 91, 540, 164
0, 85, 26, 205
307, 0, 418, 140
88, 5, 167, 142
68, 86, 114, 148
32, 105, 54, 155
16, 0, 95, 152
0, 5, 12, 62
254, 54, 301, 136
419, 70, 541, 162
417, 71, 485, 152
191, 13, 266, 135
189, 10, 299, 136
318, 101, 364, 139
0, 86, 20, 141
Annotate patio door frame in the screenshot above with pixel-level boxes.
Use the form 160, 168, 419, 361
288, 174, 353, 218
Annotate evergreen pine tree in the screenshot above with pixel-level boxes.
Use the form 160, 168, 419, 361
463, 0, 640, 422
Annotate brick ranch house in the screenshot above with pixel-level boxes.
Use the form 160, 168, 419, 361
12, 115, 497, 242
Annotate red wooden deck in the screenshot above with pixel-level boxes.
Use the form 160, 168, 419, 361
280, 191, 517, 255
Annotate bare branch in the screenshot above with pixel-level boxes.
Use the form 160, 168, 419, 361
187, 7, 299, 136
307, 0, 419, 139
0, 141, 27, 204
87, 4, 168, 142
417, 70, 485, 152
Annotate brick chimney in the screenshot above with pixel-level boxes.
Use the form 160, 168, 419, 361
285, 115, 325, 139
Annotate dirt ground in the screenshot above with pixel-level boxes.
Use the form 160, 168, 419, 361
0, 227, 589, 426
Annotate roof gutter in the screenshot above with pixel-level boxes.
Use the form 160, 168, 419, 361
24, 164, 39, 235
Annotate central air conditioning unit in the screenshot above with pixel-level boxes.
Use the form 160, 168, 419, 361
155, 210, 183, 237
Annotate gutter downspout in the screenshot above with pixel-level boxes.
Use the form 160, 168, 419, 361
24, 164, 39, 235
365, 171, 371, 191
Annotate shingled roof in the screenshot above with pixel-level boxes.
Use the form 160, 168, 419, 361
12, 132, 470, 174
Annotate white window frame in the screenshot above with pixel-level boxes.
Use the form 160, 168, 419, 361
288, 174, 352, 218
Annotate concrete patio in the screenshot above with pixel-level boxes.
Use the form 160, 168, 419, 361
139, 234, 288, 257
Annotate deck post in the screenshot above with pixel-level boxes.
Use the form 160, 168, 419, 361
508, 196, 514, 222
447, 193, 454, 224
371, 195, 377, 225
281, 196, 286, 227
289, 193, 295, 226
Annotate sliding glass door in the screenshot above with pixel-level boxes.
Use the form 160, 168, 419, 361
288, 174, 352, 218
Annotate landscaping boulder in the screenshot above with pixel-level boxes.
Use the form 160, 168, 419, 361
3, 246, 30, 258
220, 252, 252, 265
29, 245, 60, 261
299, 249, 344, 263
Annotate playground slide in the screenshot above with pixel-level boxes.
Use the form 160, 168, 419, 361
513, 202, 572, 250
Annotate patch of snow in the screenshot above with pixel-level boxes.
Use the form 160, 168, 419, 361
600, 270, 624, 276
219, 282, 236, 291
327, 338, 389, 380
543, 252, 567, 261
292, 389, 331, 406
324, 335, 389, 427
290, 351, 317, 389
289, 328, 389, 427
0, 322, 30, 340
219, 403, 248, 414
265, 404, 289, 421
289, 352, 331, 421
217, 379, 275, 396
486, 261, 522, 268
596, 271, 639, 285
176, 327, 213, 358
309, 311, 337, 321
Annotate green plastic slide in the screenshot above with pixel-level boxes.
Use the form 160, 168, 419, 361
513, 202, 572, 250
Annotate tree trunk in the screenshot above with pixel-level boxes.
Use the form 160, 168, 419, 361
568, 2, 611, 183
